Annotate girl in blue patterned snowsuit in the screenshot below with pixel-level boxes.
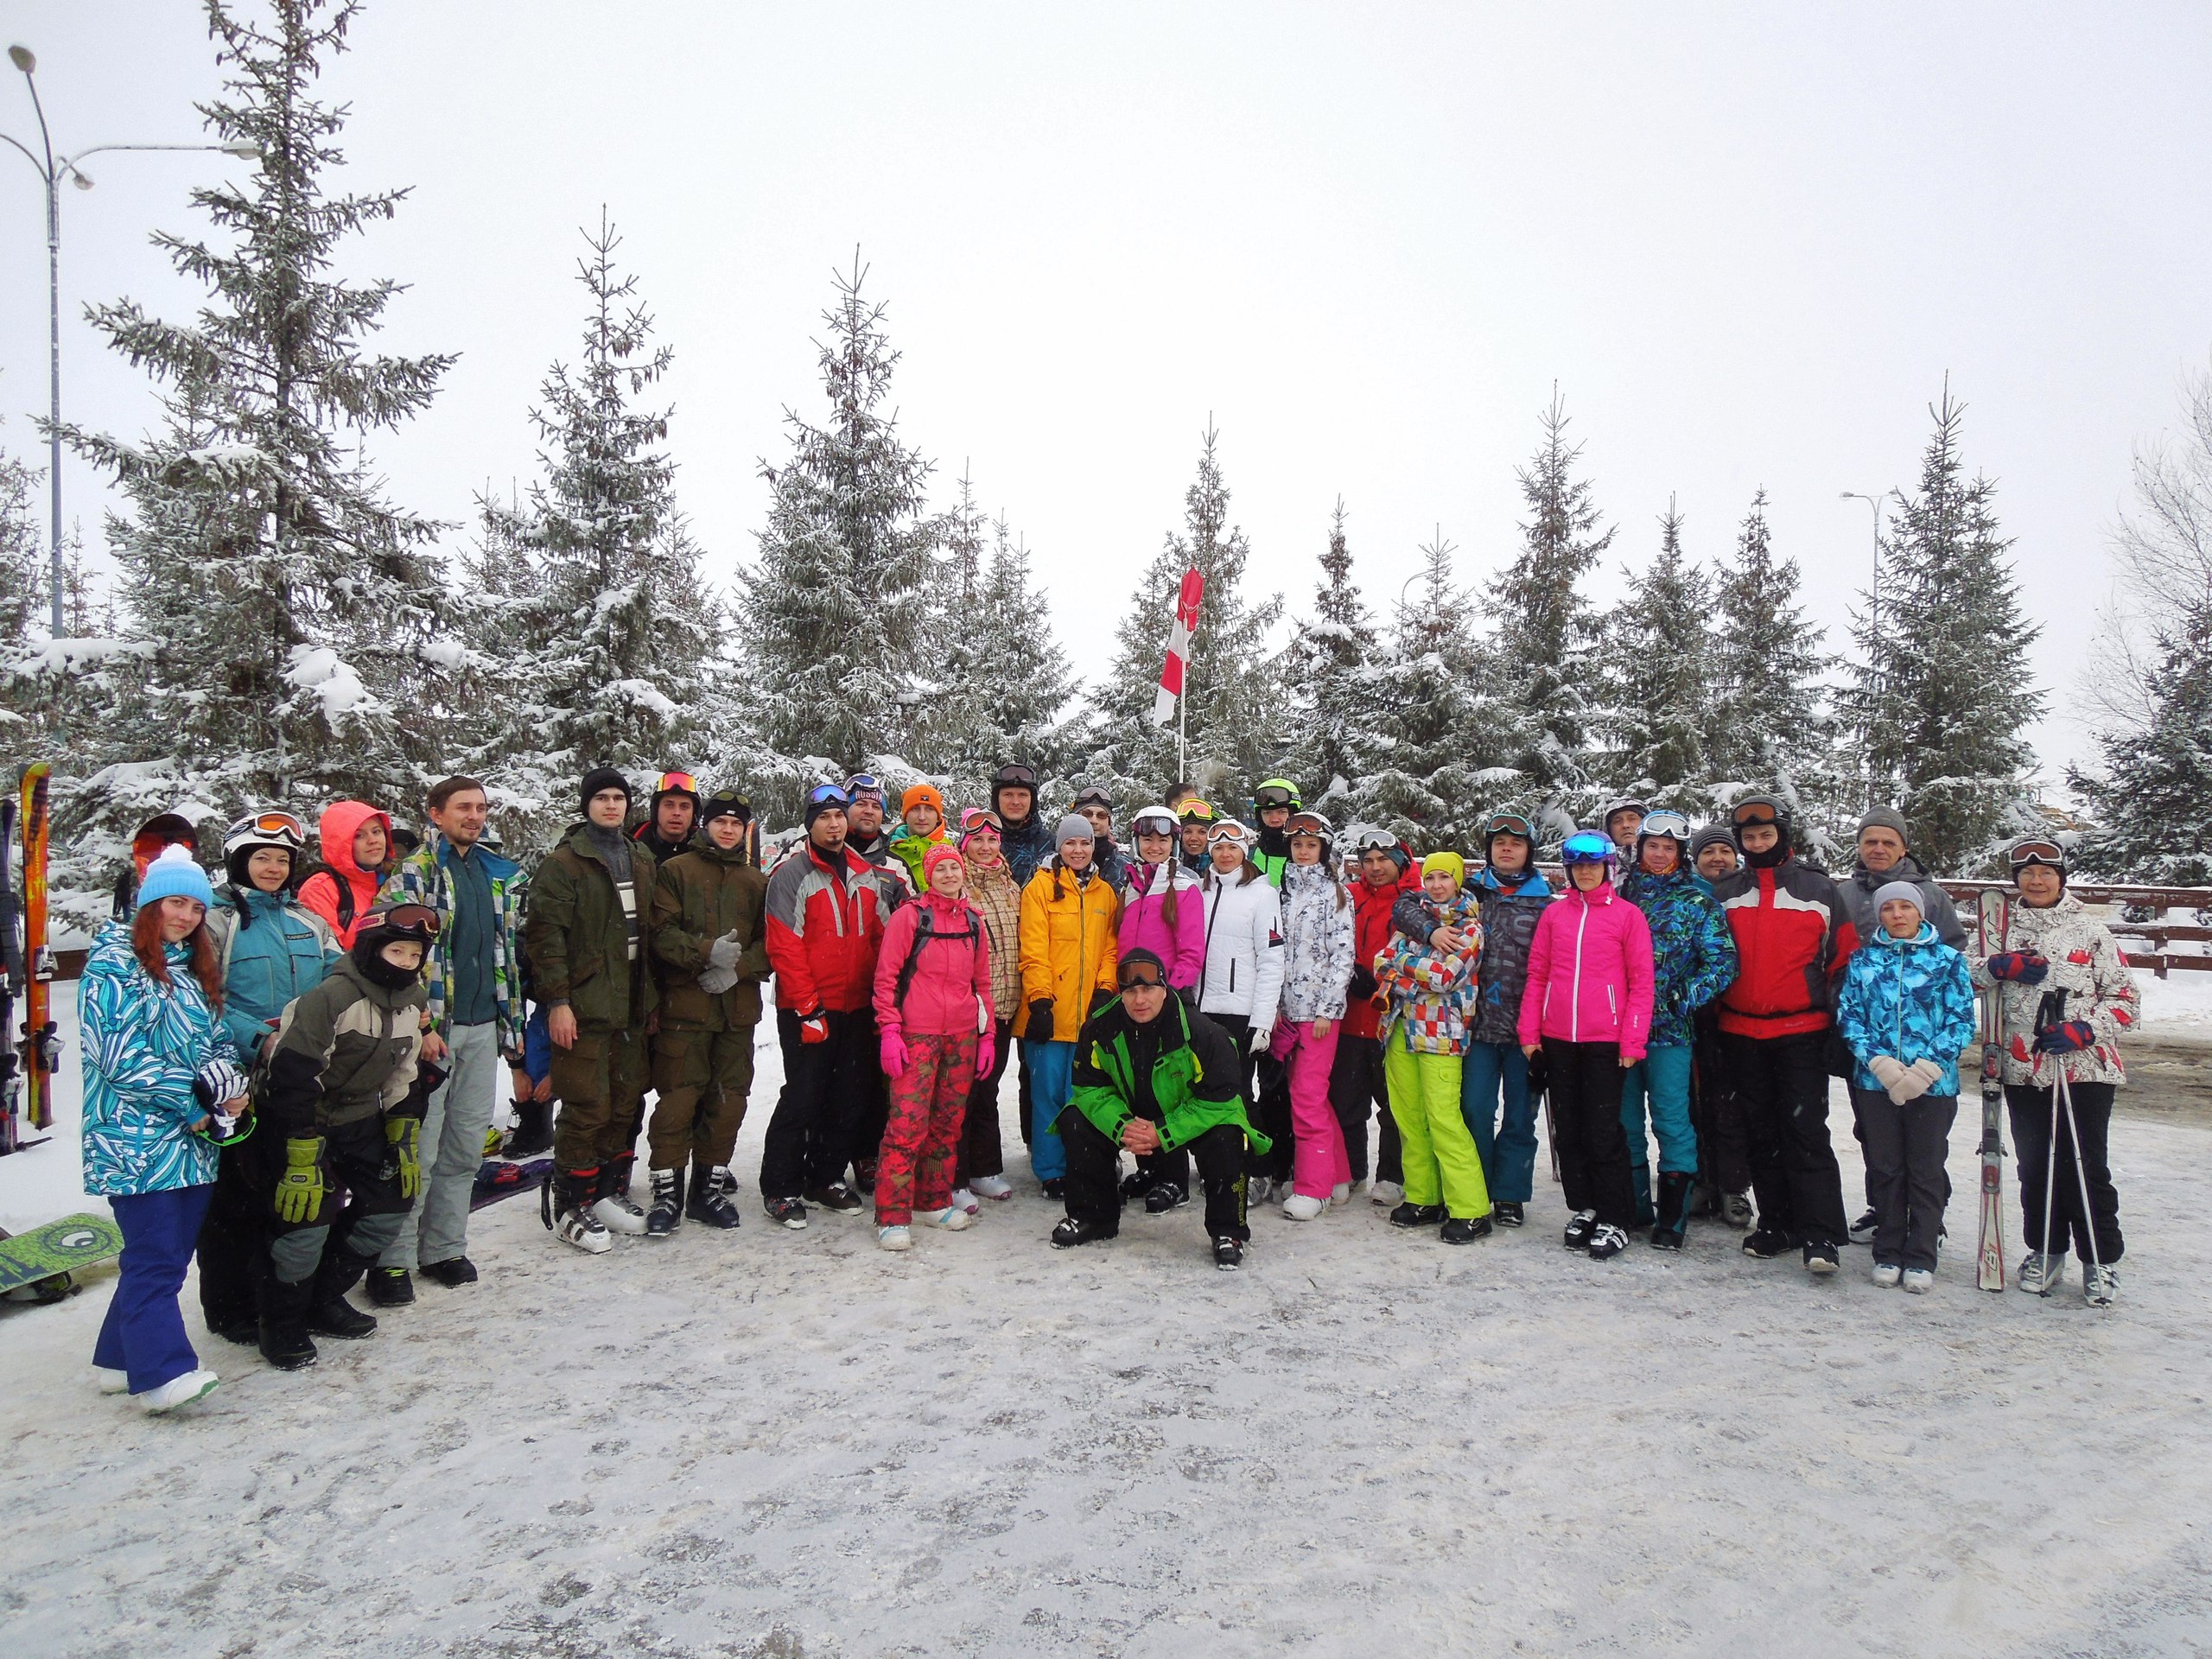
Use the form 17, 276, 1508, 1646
80, 847, 248, 1412
1835, 881, 1975, 1290
1619, 812, 1738, 1249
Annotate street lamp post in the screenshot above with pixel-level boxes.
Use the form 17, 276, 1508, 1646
1840, 490, 1887, 812
4, 43, 253, 637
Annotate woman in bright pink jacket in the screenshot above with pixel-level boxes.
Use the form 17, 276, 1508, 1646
1516, 831, 1656, 1260
871, 845, 994, 1249
1118, 806, 1205, 991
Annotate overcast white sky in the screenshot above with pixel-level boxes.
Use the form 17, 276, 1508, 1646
5, 2, 2210, 784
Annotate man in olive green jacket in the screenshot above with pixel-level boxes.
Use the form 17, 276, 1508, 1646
527, 767, 658, 1254
645, 789, 770, 1235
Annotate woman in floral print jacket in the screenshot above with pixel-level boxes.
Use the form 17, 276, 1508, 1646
1971, 838, 2139, 1306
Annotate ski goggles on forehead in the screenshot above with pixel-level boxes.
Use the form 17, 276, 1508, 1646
1731, 804, 1779, 827
1208, 821, 1253, 847
993, 764, 1038, 788
654, 771, 699, 795
2009, 839, 2066, 869
1178, 799, 1214, 823
1484, 812, 1535, 841
841, 773, 882, 800
234, 810, 307, 845
1351, 829, 1398, 854
1560, 832, 1615, 864
808, 784, 851, 808
959, 807, 1002, 834
1071, 787, 1113, 810
369, 903, 442, 939
1116, 961, 1167, 989
1131, 810, 1179, 836
1287, 812, 1332, 839
1640, 810, 1693, 842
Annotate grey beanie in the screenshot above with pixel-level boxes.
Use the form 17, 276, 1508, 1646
1689, 825, 1736, 858
1858, 805, 1910, 842
1055, 814, 1095, 849
1872, 880, 1926, 918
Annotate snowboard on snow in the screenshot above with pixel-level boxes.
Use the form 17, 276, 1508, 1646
472, 1157, 555, 1211
0, 1212, 124, 1300
1975, 889, 2011, 1293
19, 766, 57, 1134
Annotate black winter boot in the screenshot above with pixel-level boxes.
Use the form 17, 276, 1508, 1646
1651, 1171, 1693, 1251
687, 1164, 743, 1230
506, 1096, 554, 1157
645, 1166, 684, 1237
306, 1245, 380, 1338
257, 1277, 319, 1371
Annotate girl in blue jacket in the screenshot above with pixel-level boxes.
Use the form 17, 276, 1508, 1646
81, 846, 248, 1412
1835, 881, 1975, 1291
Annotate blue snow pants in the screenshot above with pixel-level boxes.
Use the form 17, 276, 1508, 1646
1460, 1039, 1539, 1205
95, 1184, 213, 1395
1024, 1039, 1076, 1182
1622, 1044, 1699, 1218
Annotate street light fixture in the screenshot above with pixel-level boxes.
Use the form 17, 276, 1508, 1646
4, 43, 254, 637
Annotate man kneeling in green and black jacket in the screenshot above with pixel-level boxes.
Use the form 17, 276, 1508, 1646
1050, 947, 1267, 1270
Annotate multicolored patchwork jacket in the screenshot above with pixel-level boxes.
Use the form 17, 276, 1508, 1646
1375, 888, 1483, 1056
1835, 921, 1976, 1095
378, 833, 527, 1057
1970, 891, 2139, 1088
1620, 868, 1738, 1049
79, 923, 239, 1196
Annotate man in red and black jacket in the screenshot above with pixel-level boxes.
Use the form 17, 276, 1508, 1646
758, 785, 887, 1227
1710, 793, 1859, 1274
1331, 832, 1420, 1202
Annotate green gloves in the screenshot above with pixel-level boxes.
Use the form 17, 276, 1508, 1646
273, 1136, 327, 1224
385, 1115, 423, 1199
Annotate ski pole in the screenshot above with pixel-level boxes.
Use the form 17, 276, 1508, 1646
2056, 1068, 2104, 1287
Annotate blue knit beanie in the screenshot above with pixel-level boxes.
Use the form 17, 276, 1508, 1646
137, 844, 214, 911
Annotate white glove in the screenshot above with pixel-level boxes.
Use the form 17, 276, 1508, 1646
698, 963, 740, 995
194, 1058, 250, 1111
1249, 1026, 1272, 1057
1867, 1055, 1906, 1092
1893, 1058, 1944, 1103
708, 930, 743, 969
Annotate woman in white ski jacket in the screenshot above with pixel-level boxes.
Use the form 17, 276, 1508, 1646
1198, 820, 1285, 1057
1268, 812, 1357, 1218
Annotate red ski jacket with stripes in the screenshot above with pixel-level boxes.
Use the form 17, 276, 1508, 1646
764, 841, 887, 1015
1709, 856, 1858, 1039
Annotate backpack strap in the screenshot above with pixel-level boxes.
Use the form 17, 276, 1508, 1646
893, 906, 980, 1006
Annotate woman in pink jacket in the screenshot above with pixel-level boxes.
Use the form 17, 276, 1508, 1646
872, 845, 995, 1251
1118, 806, 1205, 992
1516, 830, 1655, 1261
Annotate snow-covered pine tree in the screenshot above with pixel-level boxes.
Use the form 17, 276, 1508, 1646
1490, 386, 1613, 796
739, 253, 942, 803
2072, 602, 2212, 883
1840, 385, 2043, 874
907, 465, 991, 786
2070, 361, 2212, 883
54, 0, 455, 917
460, 213, 703, 838
1598, 498, 1713, 807
1357, 531, 1511, 851
1087, 424, 1284, 809
1285, 497, 1381, 822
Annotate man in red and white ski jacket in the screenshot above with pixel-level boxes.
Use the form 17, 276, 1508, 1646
1708, 794, 1858, 1273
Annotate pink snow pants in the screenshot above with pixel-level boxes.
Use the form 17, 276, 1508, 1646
876, 1031, 977, 1226
1280, 1020, 1352, 1198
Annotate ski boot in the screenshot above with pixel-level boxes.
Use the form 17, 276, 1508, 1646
1649, 1171, 1692, 1252
1050, 1216, 1115, 1249
592, 1155, 649, 1236
687, 1164, 743, 1230
1720, 1191, 1756, 1230
1493, 1200, 1525, 1228
1741, 1227, 1796, 1259
548, 1168, 613, 1255
1389, 1201, 1446, 1230
1563, 1209, 1598, 1250
506, 1096, 554, 1158
2018, 1250, 2067, 1296
645, 1166, 684, 1238
1849, 1207, 1879, 1246
1587, 1223, 1629, 1261
2083, 1264, 2117, 1307
1440, 1214, 1492, 1245
1212, 1236, 1245, 1271
1145, 1181, 1189, 1215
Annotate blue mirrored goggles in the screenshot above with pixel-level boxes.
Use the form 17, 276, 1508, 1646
840, 773, 882, 799
808, 785, 851, 807
1560, 832, 1616, 864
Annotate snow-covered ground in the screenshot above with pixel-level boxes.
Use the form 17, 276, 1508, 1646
4, 988, 2210, 1656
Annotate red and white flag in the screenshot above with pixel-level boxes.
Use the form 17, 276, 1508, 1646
1150, 568, 1205, 727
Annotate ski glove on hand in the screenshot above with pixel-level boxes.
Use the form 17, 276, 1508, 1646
880, 1030, 910, 1079
2034, 1020, 2096, 1056
1249, 1025, 1274, 1057
1024, 1000, 1056, 1045
976, 1027, 996, 1078
708, 930, 743, 969
193, 1058, 249, 1112
1986, 951, 2050, 984
273, 1136, 327, 1224
1904, 1058, 1946, 1095
1349, 965, 1378, 1001
797, 1008, 830, 1045
1867, 1055, 1908, 1091
385, 1115, 422, 1199
697, 962, 741, 995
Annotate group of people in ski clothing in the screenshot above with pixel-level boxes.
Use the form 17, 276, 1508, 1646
77, 760, 2142, 1413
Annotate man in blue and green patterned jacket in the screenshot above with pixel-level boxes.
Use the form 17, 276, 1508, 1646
369, 775, 527, 1304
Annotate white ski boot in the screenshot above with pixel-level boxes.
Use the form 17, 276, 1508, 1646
1871, 1262, 1903, 1289
2082, 1264, 2117, 1307
2018, 1250, 2067, 1296
1282, 1192, 1325, 1221
141, 1370, 219, 1413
